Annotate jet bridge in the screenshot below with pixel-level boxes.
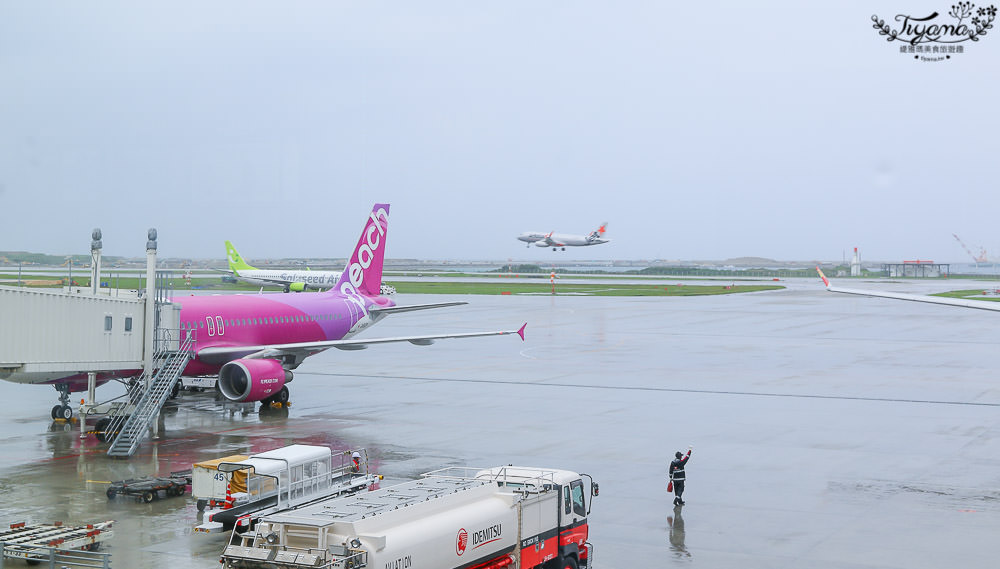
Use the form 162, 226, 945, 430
0, 230, 199, 458
0, 285, 181, 386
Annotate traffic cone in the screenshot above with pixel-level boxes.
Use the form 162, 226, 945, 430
224, 482, 234, 509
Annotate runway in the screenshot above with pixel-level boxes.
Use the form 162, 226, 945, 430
1, 281, 999, 567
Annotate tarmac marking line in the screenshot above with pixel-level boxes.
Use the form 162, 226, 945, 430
311, 372, 1000, 407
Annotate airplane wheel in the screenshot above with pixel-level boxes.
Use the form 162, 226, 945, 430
58, 405, 73, 420
273, 386, 289, 405
51, 405, 63, 420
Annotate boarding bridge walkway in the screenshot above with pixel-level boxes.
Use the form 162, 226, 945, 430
107, 333, 195, 458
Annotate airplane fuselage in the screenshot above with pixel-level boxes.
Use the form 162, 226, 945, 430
174, 291, 393, 376
230, 269, 340, 290
518, 232, 608, 247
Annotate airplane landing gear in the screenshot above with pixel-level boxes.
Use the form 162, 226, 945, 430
262, 386, 290, 406
51, 384, 73, 420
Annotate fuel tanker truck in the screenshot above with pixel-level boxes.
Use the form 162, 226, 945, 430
220, 465, 598, 569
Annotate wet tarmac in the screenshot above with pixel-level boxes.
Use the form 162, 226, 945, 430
2, 280, 1000, 568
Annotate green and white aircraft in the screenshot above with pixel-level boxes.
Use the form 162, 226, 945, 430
224, 240, 394, 294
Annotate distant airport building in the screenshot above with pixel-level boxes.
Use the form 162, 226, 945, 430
882, 261, 949, 278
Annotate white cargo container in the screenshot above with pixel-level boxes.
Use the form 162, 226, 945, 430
192, 454, 251, 511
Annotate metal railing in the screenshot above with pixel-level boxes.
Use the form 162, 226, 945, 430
106, 331, 194, 457
424, 466, 559, 493
221, 542, 367, 569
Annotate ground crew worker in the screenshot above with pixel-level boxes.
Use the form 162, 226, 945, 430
351, 451, 361, 472
669, 447, 692, 506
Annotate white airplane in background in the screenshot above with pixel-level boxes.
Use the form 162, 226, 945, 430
517, 222, 609, 251
817, 267, 1000, 312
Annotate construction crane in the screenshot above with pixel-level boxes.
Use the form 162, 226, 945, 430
952, 234, 989, 265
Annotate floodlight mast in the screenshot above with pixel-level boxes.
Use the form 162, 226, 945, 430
144, 228, 158, 438
90, 228, 102, 295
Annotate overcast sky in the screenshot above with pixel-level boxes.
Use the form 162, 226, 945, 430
2, 1, 998, 263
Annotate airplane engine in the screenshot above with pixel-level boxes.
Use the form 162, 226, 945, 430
534, 241, 550, 247
218, 358, 290, 402
289, 282, 307, 292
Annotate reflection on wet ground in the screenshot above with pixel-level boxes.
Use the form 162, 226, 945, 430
668, 505, 690, 559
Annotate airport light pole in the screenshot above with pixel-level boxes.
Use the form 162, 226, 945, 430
91, 228, 102, 295
144, 229, 158, 439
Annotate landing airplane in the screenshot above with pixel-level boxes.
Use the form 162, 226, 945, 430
517, 222, 609, 251
4, 204, 525, 415
222, 240, 390, 294
816, 267, 1000, 312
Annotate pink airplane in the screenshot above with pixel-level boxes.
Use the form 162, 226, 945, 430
7, 203, 525, 415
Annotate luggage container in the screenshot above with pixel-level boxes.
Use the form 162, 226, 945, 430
192, 454, 251, 511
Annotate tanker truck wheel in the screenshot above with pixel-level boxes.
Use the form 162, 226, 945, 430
559, 558, 578, 569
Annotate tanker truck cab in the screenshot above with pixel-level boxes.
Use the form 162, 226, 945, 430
476, 466, 598, 569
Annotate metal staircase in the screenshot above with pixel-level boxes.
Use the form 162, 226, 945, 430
106, 333, 194, 458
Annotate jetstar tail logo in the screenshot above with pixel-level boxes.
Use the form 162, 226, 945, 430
456, 528, 468, 556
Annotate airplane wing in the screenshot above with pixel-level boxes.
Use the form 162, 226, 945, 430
369, 301, 467, 315
196, 323, 527, 364
816, 267, 1000, 312
537, 232, 556, 246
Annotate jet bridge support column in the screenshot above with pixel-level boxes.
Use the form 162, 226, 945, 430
80, 371, 97, 439
144, 229, 158, 440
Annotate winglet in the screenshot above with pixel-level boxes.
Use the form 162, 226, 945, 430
816, 267, 830, 288
517, 323, 527, 341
